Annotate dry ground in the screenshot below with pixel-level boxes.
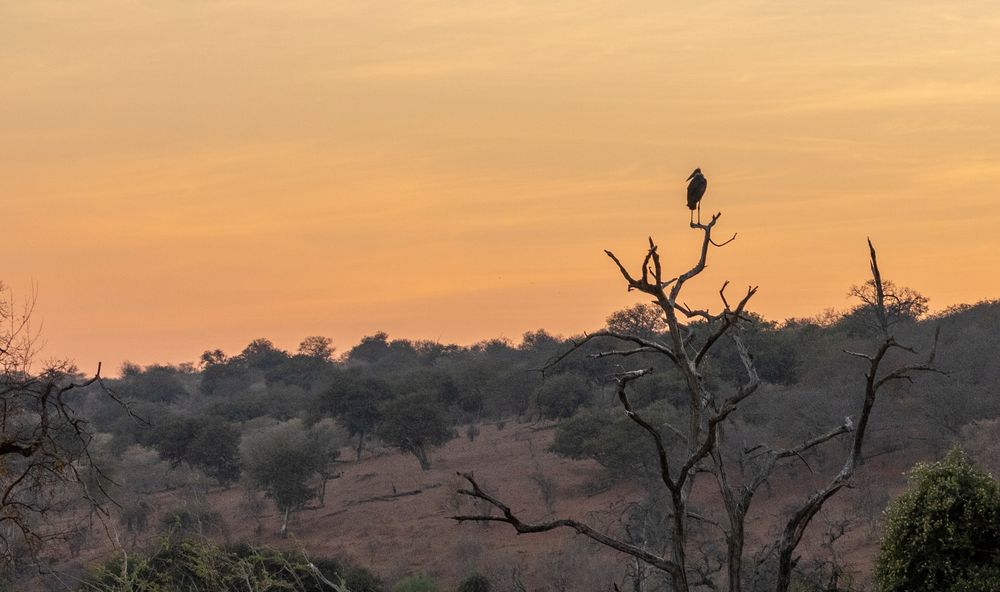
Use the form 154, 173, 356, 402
51, 421, 907, 591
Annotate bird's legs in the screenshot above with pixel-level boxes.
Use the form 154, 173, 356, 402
697, 202, 702, 224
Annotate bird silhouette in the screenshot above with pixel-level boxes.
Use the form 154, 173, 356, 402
686, 168, 707, 224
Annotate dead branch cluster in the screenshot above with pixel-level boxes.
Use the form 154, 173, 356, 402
0, 284, 137, 572
453, 214, 945, 592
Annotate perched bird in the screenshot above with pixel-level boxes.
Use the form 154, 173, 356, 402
686, 168, 707, 224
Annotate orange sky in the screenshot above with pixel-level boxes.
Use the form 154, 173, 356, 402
3, 1, 1000, 372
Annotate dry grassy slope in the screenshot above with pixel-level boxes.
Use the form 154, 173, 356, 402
70, 421, 905, 591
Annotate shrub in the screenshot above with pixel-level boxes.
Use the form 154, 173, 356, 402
392, 575, 439, 592
158, 506, 223, 536
457, 573, 492, 592
874, 447, 1000, 592
535, 373, 591, 419
79, 538, 352, 592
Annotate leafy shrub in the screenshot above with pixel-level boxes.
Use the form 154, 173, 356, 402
874, 447, 1000, 592
457, 573, 492, 592
392, 575, 439, 592
551, 401, 680, 483
536, 373, 591, 419
79, 538, 353, 592
158, 506, 223, 536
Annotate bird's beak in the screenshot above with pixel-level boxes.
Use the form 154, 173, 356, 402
686, 172, 695, 181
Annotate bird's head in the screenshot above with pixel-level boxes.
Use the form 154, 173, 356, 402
687, 168, 702, 181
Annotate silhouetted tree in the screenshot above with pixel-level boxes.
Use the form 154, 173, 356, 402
843, 279, 928, 335
298, 335, 336, 361
606, 303, 668, 339
454, 212, 944, 592
0, 282, 131, 568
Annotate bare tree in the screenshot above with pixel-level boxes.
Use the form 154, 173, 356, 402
452, 213, 944, 592
0, 283, 132, 571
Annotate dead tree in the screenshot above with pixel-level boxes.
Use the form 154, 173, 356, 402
0, 283, 134, 571
452, 213, 943, 592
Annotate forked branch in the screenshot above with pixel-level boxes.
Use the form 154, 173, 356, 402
451, 472, 682, 578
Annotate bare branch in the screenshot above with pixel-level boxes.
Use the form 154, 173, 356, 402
539, 330, 676, 373
452, 472, 682, 578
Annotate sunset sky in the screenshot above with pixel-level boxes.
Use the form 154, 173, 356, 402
4, 1, 1000, 372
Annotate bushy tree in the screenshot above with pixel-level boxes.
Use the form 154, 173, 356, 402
874, 447, 1000, 592
147, 415, 241, 486
298, 335, 336, 361
185, 417, 242, 486
237, 338, 290, 372
606, 303, 667, 338
535, 373, 592, 419
551, 402, 681, 483
241, 419, 330, 536
314, 370, 393, 460
117, 364, 189, 403
377, 392, 455, 470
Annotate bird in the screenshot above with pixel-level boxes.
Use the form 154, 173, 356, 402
686, 168, 707, 224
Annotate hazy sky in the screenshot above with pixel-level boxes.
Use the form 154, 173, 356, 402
4, 1, 1000, 371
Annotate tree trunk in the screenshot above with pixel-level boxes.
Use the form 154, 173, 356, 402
355, 432, 366, 461
413, 446, 431, 470
280, 506, 291, 538
318, 475, 328, 507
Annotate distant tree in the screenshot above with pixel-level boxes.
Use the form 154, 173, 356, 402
377, 392, 456, 470
844, 279, 928, 334
199, 357, 252, 396
960, 418, 1000, 477
148, 414, 202, 467
315, 370, 393, 460
606, 303, 667, 338
874, 447, 1000, 592
147, 415, 241, 486
237, 338, 289, 372
310, 418, 346, 506
298, 335, 336, 361
119, 361, 142, 377
348, 332, 391, 365
117, 364, 189, 403
241, 420, 329, 536
200, 348, 228, 367
535, 373, 592, 419
265, 355, 333, 390
551, 402, 680, 483
185, 417, 242, 486
519, 329, 563, 354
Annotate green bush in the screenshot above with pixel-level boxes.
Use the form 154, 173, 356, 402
551, 401, 680, 483
535, 373, 591, 419
158, 506, 223, 536
79, 538, 355, 592
874, 447, 1000, 592
392, 575, 439, 592
457, 573, 492, 592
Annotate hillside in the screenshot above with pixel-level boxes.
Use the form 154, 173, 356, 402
49, 421, 913, 591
